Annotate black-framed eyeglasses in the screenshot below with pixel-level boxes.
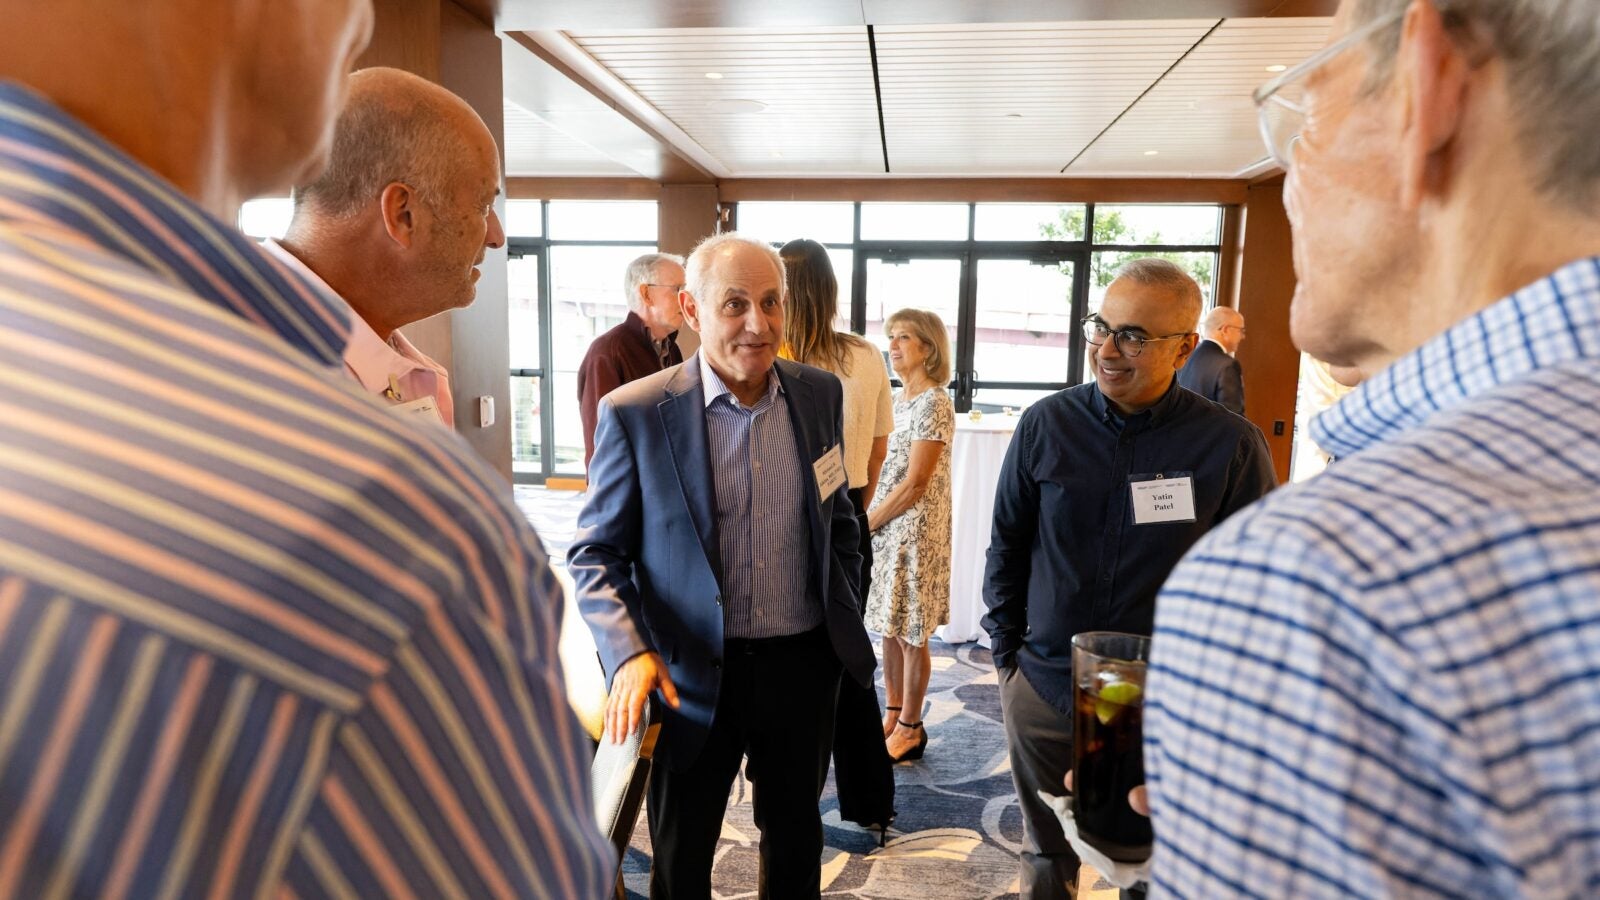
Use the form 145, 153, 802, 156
1082, 317, 1190, 358
645, 283, 686, 293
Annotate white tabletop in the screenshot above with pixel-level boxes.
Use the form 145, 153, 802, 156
934, 416, 1020, 647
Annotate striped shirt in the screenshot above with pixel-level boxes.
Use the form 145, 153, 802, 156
1146, 257, 1600, 899
0, 82, 612, 898
700, 354, 820, 640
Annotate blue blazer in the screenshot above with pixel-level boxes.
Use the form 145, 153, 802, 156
1176, 339, 1245, 415
569, 356, 877, 769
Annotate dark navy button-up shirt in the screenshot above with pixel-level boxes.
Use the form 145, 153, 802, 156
981, 379, 1276, 714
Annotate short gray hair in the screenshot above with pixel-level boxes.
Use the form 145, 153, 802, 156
684, 232, 786, 307
1113, 257, 1204, 324
622, 253, 684, 312
293, 68, 478, 219
1351, 0, 1600, 208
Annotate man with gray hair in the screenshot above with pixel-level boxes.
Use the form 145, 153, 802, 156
571, 232, 874, 896
982, 257, 1275, 899
268, 66, 505, 428
577, 252, 686, 467
1146, 0, 1600, 896
1176, 306, 1247, 414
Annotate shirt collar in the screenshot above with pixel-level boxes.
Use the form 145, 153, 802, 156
1089, 376, 1184, 429
1312, 256, 1600, 459
262, 240, 445, 394
699, 351, 781, 410
0, 81, 349, 367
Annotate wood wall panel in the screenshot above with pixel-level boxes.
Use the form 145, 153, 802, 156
358, 0, 442, 79
718, 177, 1248, 204
507, 177, 663, 199
441, 0, 513, 480
1235, 181, 1298, 484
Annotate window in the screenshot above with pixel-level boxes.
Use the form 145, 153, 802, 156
737, 202, 853, 245
975, 204, 1087, 242
742, 200, 1225, 413
238, 198, 293, 240
860, 203, 970, 241
505, 199, 658, 483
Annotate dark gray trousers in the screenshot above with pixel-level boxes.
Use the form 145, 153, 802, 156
999, 664, 1080, 899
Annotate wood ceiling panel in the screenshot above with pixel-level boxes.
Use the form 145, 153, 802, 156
490, 0, 1336, 30
874, 20, 1217, 174
568, 27, 887, 175
1067, 17, 1333, 176
501, 101, 638, 176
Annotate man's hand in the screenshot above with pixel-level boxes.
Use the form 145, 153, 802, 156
1041, 771, 1151, 889
1064, 771, 1148, 815
604, 652, 680, 744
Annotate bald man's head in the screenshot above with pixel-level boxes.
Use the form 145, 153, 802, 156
1201, 307, 1245, 354
292, 67, 495, 219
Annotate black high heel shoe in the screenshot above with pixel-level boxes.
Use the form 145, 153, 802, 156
888, 720, 927, 763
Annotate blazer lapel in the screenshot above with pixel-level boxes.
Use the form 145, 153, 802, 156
776, 361, 829, 581
659, 361, 723, 579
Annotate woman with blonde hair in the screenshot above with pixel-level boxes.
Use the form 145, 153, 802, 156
866, 308, 954, 763
779, 238, 896, 833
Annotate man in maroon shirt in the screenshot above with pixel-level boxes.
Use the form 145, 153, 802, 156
577, 252, 687, 468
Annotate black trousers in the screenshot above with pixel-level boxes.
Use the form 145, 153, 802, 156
830, 487, 895, 829
646, 627, 842, 900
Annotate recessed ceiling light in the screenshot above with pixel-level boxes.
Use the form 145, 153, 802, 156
1265, 64, 1288, 72
705, 72, 723, 80
1144, 150, 1160, 156
706, 98, 768, 114
771, 150, 784, 158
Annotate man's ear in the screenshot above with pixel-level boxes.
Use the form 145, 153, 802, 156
1173, 332, 1200, 370
1397, 0, 1474, 210
679, 290, 702, 333
378, 182, 417, 249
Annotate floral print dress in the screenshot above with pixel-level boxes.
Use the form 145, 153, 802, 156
865, 387, 954, 646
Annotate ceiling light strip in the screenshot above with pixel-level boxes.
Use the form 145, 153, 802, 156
867, 24, 892, 174
1058, 18, 1225, 174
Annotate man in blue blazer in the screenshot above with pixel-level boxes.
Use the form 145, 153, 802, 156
570, 232, 876, 899
1175, 306, 1246, 414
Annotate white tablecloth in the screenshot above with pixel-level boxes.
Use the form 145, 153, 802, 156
934, 414, 1020, 646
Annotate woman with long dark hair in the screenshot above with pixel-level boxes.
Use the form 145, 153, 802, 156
779, 237, 896, 835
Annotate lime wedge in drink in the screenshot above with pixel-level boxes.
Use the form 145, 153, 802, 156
1094, 680, 1143, 725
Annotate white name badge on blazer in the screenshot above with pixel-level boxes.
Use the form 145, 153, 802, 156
813, 444, 846, 501
1130, 474, 1196, 525
392, 394, 441, 423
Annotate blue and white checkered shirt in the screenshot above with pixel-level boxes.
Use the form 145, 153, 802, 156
700, 354, 820, 640
1146, 257, 1600, 899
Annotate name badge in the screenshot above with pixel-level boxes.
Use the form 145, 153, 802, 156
813, 444, 846, 502
1130, 474, 1196, 525
392, 394, 442, 424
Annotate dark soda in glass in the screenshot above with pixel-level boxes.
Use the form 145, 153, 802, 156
1070, 632, 1151, 862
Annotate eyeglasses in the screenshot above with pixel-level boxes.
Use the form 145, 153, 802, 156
1082, 317, 1190, 358
1253, 9, 1405, 169
645, 283, 686, 293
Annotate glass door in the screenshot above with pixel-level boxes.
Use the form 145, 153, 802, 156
859, 252, 964, 400
508, 249, 549, 480
970, 254, 1087, 411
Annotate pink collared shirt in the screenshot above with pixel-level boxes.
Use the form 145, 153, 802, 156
262, 240, 455, 428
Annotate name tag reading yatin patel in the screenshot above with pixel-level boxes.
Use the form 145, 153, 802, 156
813, 444, 846, 502
1130, 473, 1197, 525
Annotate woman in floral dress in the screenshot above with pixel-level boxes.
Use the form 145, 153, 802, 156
866, 308, 954, 763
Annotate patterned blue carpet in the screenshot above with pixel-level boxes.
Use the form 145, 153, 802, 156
514, 486, 1117, 899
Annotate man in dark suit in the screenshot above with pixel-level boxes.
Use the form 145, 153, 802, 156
570, 232, 876, 899
1176, 306, 1246, 414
